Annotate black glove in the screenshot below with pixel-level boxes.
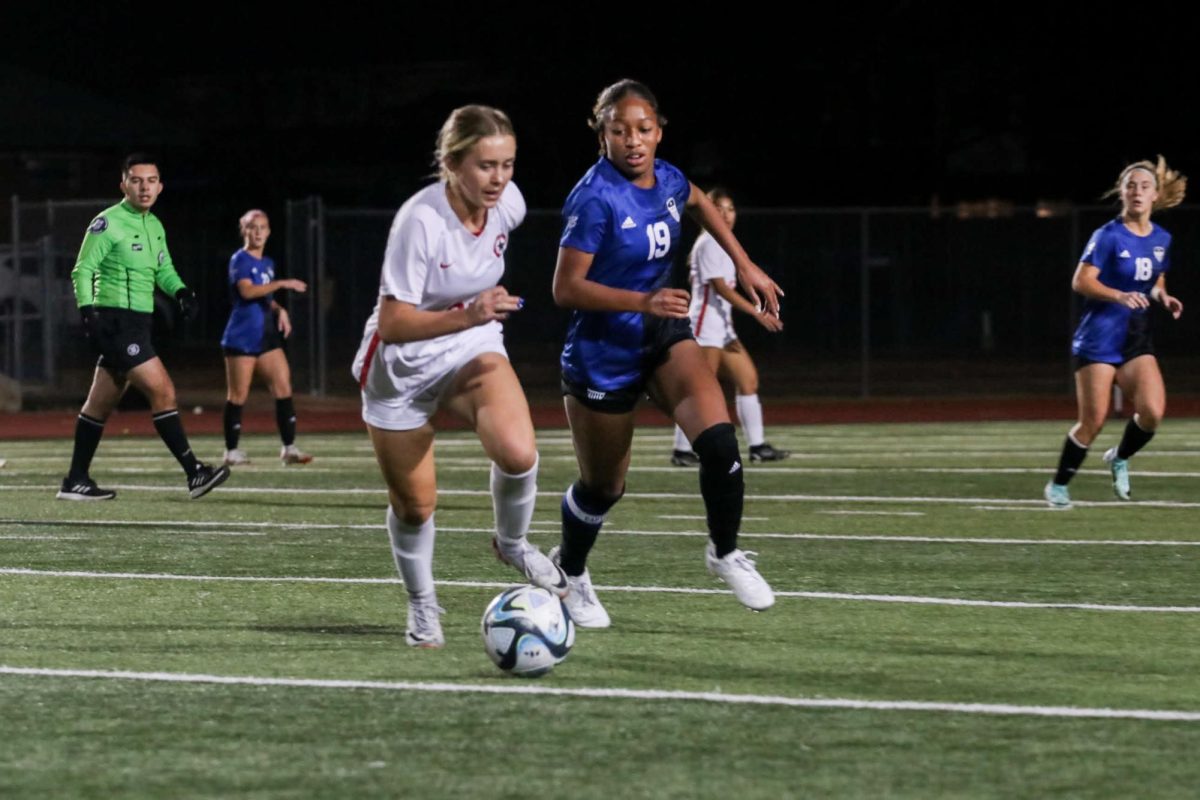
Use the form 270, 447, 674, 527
175, 288, 200, 322
80, 305, 99, 338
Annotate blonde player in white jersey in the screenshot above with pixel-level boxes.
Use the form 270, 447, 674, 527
671, 188, 790, 465
353, 105, 566, 649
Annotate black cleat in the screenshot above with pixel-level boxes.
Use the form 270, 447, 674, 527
56, 476, 116, 501
188, 463, 230, 499
670, 449, 701, 467
749, 443, 791, 462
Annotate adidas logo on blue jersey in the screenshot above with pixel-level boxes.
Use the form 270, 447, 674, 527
1119, 249, 1131, 258
620, 216, 636, 229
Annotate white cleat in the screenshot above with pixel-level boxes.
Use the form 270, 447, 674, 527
549, 545, 611, 628
492, 536, 569, 598
223, 448, 251, 466
280, 444, 313, 465
405, 595, 445, 648
706, 543, 775, 611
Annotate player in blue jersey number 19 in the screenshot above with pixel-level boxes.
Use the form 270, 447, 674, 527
551, 80, 783, 626
1045, 157, 1186, 508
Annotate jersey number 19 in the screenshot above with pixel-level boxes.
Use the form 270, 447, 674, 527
646, 222, 671, 260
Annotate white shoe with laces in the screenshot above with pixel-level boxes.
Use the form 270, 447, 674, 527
549, 546, 611, 628
223, 448, 250, 466
405, 595, 445, 648
280, 444, 313, 465
493, 537, 568, 597
705, 543, 775, 611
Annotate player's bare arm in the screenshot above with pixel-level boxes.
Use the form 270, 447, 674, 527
552, 246, 688, 317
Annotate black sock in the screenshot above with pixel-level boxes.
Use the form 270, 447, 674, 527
1117, 418, 1156, 460
153, 409, 200, 478
67, 413, 106, 481
1052, 434, 1088, 486
223, 401, 243, 450
275, 396, 296, 447
692, 422, 744, 558
559, 481, 621, 576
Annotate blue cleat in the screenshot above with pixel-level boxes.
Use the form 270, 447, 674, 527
1103, 447, 1131, 500
1043, 481, 1072, 509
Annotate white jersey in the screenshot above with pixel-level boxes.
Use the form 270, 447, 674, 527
687, 232, 737, 346
353, 180, 526, 397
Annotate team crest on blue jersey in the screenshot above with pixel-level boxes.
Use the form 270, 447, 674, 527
494, 233, 508, 257
1154, 246, 1165, 262
666, 197, 680, 222
89, 217, 108, 234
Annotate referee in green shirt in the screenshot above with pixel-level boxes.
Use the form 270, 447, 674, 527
58, 154, 229, 500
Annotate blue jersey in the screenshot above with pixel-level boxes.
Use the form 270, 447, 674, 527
559, 157, 692, 390
1072, 219, 1171, 363
221, 249, 275, 351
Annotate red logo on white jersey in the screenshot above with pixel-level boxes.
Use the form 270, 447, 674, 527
493, 233, 508, 257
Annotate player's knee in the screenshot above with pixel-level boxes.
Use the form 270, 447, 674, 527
739, 372, 759, 395
392, 495, 435, 527
495, 444, 537, 476
1136, 407, 1163, 431
269, 378, 293, 399
227, 387, 250, 405
692, 422, 744, 487
1074, 416, 1105, 444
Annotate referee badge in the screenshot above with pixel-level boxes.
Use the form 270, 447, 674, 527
88, 217, 108, 233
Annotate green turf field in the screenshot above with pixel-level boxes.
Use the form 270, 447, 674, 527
2, 420, 1200, 798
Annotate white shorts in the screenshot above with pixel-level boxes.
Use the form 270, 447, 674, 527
692, 310, 737, 349
360, 325, 507, 431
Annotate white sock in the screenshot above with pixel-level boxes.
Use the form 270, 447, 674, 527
491, 455, 538, 552
387, 506, 435, 600
736, 394, 765, 447
673, 425, 691, 452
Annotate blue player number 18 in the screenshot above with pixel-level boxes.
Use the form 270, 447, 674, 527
1134, 257, 1154, 281
646, 222, 671, 260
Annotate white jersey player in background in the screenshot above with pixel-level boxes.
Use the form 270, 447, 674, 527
671, 188, 791, 465
353, 105, 566, 648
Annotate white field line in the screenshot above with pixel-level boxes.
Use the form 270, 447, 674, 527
2, 665, 1198, 722
6, 484, 1200, 509
658, 515, 769, 521
819, 511, 926, 517
0, 535, 87, 541
3, 567, 1198, 614
4, 519, 1198, 547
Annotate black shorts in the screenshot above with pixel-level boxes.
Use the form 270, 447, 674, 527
1073, 314, 1155, 371
95, 308, 156, 373
561, 316, 695, 414
223, 314, 284, 357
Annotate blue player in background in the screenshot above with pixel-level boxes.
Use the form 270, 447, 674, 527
220, 209, 313, 466
549, 79, 783, 626
1045, 157, 1187, 508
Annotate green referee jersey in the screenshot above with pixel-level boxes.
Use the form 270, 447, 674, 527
71, 199, 187, 312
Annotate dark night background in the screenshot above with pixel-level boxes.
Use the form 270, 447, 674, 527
5, 2, 1200, 399
5, 3, 1198, 210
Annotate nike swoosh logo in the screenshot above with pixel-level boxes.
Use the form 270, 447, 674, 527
439, 262, 452, 269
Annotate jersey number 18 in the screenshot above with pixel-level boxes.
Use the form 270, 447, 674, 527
1135, 257, 1154, 281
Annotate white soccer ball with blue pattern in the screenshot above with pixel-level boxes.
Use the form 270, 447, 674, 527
481, 584, 575, 677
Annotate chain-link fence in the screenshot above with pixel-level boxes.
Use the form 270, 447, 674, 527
5, 195, 1198, 404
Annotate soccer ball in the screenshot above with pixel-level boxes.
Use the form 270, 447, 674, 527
481, 585, 575, 677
